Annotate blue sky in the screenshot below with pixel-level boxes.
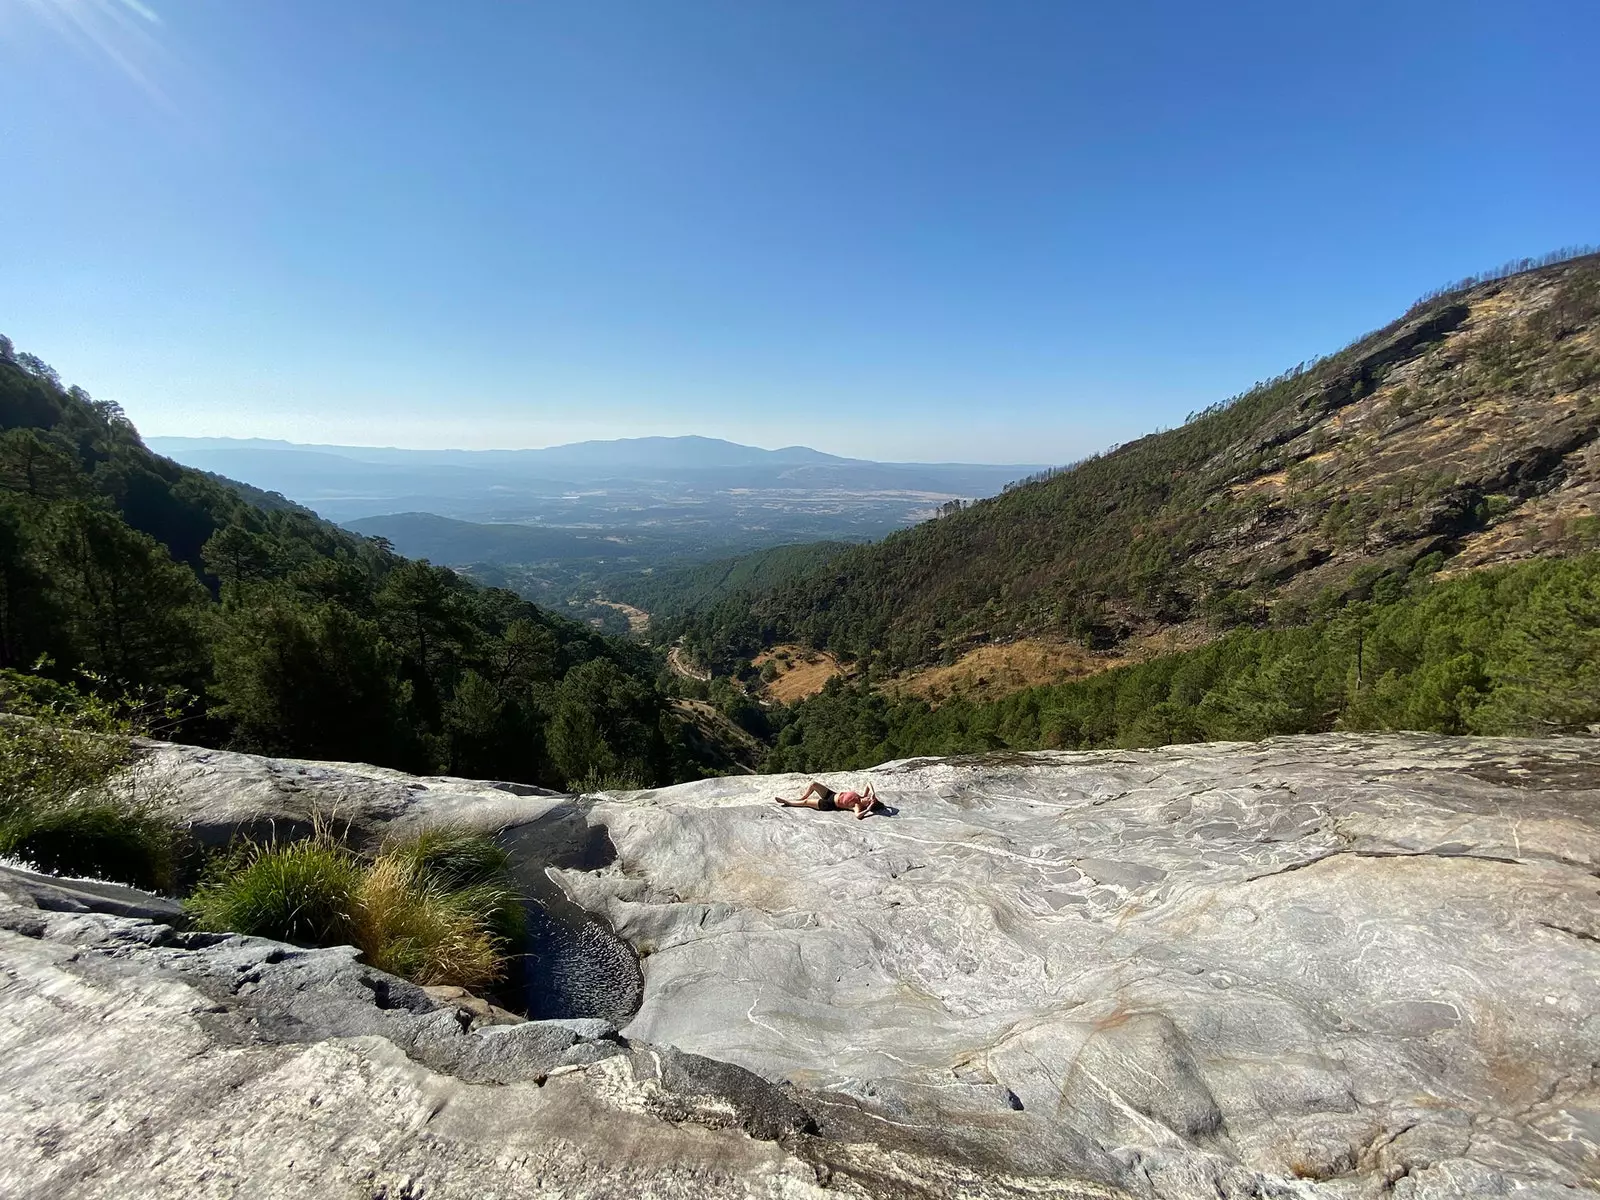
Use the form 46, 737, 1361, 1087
0, 1, 1593, 463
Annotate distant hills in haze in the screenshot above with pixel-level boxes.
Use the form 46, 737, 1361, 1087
143, 433, 1047, 630
146, 434, 1044, 524
150, 434, 856, 471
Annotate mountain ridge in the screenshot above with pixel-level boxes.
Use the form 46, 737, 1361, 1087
147, 434, 1048, 525
147, 433, 1041, 472
674, 252, 1600, 673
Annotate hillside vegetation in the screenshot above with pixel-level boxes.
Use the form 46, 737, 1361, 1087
0, 339, 722, 790
679, 252, 1600, 673
349, 517, 862, 636
765, 551, 1600, 771
609, 541, 853, 620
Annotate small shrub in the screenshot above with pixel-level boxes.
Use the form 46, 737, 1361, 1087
186, 837, 363, 945
1, 802, 176, 892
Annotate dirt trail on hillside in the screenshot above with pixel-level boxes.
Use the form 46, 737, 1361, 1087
594, 599, 650, 634
667, 644, 710, 682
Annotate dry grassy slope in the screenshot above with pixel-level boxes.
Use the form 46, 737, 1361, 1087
891, 624, 1217, 705
752, 645, 848, 703
1195, 260, 1600, 608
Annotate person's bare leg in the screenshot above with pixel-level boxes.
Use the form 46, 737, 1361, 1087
775, 781, 827, 807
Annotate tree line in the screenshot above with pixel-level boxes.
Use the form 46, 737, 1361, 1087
763, 552, 1600, 773
0, 338, 705, 791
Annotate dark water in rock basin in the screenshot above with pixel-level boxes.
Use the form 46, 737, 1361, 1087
496, 807, 643, 1025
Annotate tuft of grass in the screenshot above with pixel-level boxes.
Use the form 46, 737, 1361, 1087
188, 825, 524, 992
351, 856, 501, 990
185, 837, 363, 946
382, 826, 512, 890
570, 767, 648, 795
379, 827, 525, 942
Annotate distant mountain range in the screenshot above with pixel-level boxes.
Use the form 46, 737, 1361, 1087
149, 434, 857, 471
146, 435, 1045, 523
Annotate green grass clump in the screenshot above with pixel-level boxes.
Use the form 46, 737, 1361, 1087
185, 837, 364, 945
187, 826, 524, 992
383, 826, 512, 891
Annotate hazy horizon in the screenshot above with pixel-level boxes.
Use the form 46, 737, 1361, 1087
145, 432, 1048, 467
2, 2, 1594, 461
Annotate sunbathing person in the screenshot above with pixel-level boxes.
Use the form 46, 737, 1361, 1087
774, 780, 884, 820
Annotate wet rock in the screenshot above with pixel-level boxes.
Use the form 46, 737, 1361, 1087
0, 862, 185, 922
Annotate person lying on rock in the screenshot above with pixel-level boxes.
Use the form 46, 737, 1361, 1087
774, 781, 884, 819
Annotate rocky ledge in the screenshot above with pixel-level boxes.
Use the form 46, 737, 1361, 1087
1, 733, 1596, 1198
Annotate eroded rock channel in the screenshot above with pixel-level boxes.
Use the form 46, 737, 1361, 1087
497, 806, 643, 1024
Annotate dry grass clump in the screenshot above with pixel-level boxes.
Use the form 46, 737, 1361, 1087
352, 856, 501, 989
185, 837, 363, 945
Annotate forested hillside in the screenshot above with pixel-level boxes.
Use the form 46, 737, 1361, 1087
609, 541, 853, 621
0, 338, 708, 790
764, 551, 1600, 771
680, 251, 1600, 673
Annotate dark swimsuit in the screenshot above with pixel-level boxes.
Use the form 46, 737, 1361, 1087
814, 786, 837, 811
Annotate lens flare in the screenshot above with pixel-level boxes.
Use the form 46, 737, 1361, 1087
14, 0, 170, 105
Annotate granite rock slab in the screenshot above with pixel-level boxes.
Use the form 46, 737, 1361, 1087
567, 734, 1600, 1197
2, 733, 1596, 1198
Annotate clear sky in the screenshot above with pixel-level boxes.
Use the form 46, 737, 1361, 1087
0, 1, 1593, 463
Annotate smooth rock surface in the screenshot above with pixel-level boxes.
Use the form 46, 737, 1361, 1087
133, 739, 568, 845
2, 733, 1596, 1198
567, 735, 1600, 1197
0, 900, 848, 1199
